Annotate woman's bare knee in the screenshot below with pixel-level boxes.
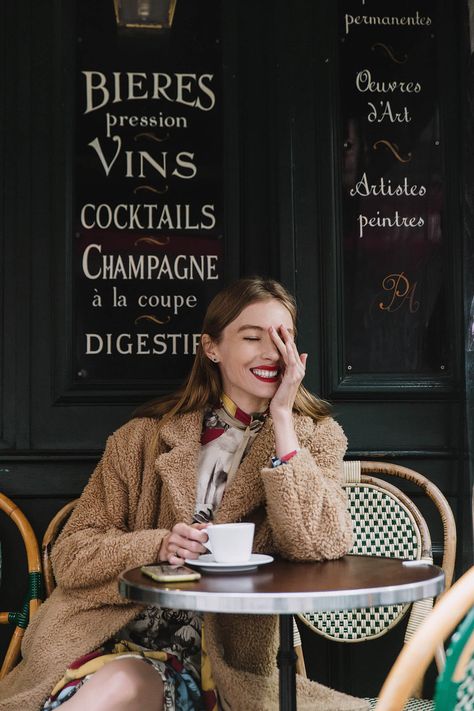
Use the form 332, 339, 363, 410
60, 657, 164, 710
106, 658, 164, 704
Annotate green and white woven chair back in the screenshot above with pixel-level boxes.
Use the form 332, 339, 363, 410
349, 484, 420, 560
367, 699, 434, 709
299, 469, 426, 642
434, 607, 474, 711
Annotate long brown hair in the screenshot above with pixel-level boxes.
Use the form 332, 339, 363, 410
135, 276, 331, 423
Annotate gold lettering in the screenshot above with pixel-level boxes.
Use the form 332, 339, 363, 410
378, 272, 419, 313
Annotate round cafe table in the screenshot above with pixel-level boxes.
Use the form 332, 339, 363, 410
119, 555, 444, 711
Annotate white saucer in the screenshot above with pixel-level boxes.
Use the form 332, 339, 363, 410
185, 553, 274, 573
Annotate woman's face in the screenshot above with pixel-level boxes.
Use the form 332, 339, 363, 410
204, 299, 294, 413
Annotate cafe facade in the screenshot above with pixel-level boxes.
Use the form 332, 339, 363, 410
1, 0, 473, 698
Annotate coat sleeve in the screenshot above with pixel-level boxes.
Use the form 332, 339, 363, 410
260, 417, 353, 560
51, 419, 168, 594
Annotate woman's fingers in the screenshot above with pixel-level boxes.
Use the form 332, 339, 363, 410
174, 522, 209, 541
270, 325, 305, 380
273, 325, 298, 361
266, 324, 308, 417
269, 325, 288, 361
283, 330, 307, 377
166, 523, 209, 562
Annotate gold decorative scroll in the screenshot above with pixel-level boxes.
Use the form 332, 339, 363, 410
134, 132, 170, 143
135, 236, 171, 247
371, 42, 408, 65
133, 184, 169, 195
373, 140, 412, 163
135, 314, 172, 326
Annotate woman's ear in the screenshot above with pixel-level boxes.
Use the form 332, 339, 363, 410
201, 334, 219, 363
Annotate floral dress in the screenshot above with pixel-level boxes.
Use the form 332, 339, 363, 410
41, 398, 266, 711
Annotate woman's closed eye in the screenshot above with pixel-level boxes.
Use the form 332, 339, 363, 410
244, 336, 260, 341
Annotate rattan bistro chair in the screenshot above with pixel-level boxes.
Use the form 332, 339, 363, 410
376, 566, 474, 711
0, 493, 43, 679
297, 460, 456, 705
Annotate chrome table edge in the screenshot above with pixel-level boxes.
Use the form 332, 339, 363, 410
118, 569, 444, 615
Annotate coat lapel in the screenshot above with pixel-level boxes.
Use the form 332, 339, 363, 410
155, 410, 204, 523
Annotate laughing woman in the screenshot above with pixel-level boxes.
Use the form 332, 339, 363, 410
0, 277, 369, 711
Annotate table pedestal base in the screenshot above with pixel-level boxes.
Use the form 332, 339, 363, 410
277, 615, 298, 711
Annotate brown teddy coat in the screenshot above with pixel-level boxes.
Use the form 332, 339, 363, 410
0, 411, 369, 711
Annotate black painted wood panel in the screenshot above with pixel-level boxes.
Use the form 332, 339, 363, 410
0, 0, 471, 699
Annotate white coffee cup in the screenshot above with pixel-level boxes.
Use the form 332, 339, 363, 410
206, 523, 255, 563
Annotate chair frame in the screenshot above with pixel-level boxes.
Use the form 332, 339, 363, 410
297, 460, 456, 698
361, 461, 456, 675
0, 493, 43, 679
375, 566, 474, 711
359, 461, 456, 591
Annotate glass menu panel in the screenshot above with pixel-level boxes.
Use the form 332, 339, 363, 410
339, 0, 448, 374
73, 1, 223, 385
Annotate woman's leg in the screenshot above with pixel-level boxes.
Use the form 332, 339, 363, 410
59, 657, 164, 711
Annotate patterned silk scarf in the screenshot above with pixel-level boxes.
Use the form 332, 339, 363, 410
195, 395, 267, 709
193, 394, 267, 524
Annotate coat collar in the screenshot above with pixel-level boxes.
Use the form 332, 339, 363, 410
155, 409, 314, 524
155, 411, 203, 522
